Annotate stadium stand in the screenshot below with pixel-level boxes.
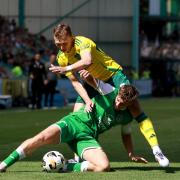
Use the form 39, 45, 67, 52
0, 15, 57, 78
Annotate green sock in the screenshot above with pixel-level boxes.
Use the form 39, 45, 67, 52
3, 147, 25, 168
66, 162, 81, 172
66, 161, 89, 172
3, 150, 20, 167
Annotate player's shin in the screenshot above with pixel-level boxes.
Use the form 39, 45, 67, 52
135, 113, 158, 147
136, 113, 169, 167
0, 146, 26, 170
139, 118, 159, 147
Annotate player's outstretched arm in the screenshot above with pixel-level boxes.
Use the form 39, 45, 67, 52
68, 73, 94, 112
79, 69, 115, 95
121, 124, 148, 164
79, 70, 98, 90
49, 51, 92, 74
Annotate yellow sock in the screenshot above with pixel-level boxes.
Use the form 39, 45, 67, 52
139, 118, 159, 147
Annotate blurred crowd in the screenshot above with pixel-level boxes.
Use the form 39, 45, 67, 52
140, 31, 180, 96
140, 28, 180, 59
0, 15, 180, 109
0, 15, 57, 79
141, 41, 180, 60
0, 15, 64, 108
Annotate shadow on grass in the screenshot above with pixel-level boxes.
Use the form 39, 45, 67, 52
9, 170, 41, 173
111, 166, 180, 174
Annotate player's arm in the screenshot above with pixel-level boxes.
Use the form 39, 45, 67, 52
68, 73, 94, 112
79, 70, 115, 95
79, 70, 98, 89
66, 50, 92, 72
121, 124, 148, 163
49, 51, 92, 74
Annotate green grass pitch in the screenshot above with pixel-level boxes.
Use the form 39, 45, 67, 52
0, 98, 180, 180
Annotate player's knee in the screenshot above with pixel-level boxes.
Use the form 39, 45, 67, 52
96, 161, 110, 172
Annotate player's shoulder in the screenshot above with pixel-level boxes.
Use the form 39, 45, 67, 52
75, 36, 95, 45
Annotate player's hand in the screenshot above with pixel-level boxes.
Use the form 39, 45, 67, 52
49, 64, 66, 74
79, 70, 95, 86
129, 154, 148, 164
84, 100, 94, 113
79, 70, 91, 80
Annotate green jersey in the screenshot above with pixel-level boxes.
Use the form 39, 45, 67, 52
67, 81, 133, 137
55, 81, 132, 157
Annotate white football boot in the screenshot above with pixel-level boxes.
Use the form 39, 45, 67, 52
154, 151, 169, 167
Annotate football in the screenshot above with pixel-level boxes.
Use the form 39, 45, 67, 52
42, 151, 66, 172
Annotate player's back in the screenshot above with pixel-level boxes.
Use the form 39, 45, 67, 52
76, 36, 122, 81
90, 88, 133, 134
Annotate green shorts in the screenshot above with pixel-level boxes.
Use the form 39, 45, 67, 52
76, 70, 130, 103
54, 114, 101, 159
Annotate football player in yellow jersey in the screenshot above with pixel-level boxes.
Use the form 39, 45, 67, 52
50, 24, 127, 112
49, 24, 165, 164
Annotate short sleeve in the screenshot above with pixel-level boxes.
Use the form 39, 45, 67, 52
79, 40, 94, 55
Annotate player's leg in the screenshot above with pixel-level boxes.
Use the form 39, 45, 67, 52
138, 116, 169, 167
73, 102, 84, 162
73, 84, 99, 161
65, 149, 110, 172
65, 138, 110, 172
0, 125, 60, 172
73, 93, 86, 161
20, 125, 60, 155
82, 148, 110, 172
132, 100, 169, 167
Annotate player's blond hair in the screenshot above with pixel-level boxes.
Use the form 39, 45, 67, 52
53, 24, 72, 40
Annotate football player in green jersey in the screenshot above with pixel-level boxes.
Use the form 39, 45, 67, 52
0, 73, 169, 173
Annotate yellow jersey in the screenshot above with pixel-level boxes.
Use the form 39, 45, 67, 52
57, 36, 122, 81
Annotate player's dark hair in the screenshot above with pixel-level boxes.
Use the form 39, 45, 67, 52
118, 85, 139, 103
53, 24, 72, 40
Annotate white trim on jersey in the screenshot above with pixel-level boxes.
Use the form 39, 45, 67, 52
96, 79, 115, 95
